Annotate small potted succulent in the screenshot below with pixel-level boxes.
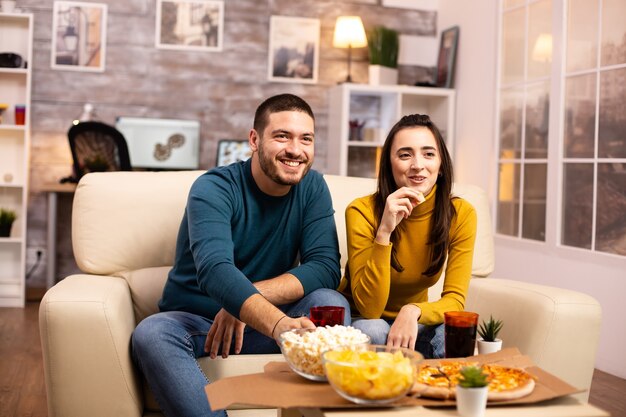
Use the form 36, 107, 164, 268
456, 365, 489, 417
0, 207, 17, 237
477, 315, 504, 354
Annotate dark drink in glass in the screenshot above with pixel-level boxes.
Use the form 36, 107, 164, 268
444, 311, 479, 358
309, 306, 345, 327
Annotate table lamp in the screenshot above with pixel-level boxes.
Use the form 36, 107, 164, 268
333, 16, 367, 83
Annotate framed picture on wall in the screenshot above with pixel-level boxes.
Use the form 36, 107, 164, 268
51, 1, 107, 72
216, 139, 252, 167
268, 16, 320, 84
434, 26, 459, 88
156, 0, 224, 52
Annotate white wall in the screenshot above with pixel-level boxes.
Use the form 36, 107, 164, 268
438, 0, 626, 379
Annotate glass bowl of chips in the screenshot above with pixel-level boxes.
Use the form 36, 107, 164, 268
278, 326, 370, 381
322, 344, 423, 404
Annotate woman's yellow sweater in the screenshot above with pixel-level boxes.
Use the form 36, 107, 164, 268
339, 187, 477, 325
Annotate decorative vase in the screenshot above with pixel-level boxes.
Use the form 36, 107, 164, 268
0, 222, 13, 237
477, 338, 503, 355
456, 385, 488, 417
368, 65, 398, 85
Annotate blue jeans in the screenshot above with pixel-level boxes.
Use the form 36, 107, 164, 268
351, 317, 445, 359
131, 288, 350, 417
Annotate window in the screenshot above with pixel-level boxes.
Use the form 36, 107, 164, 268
561, 0, 626, 256
497, 0, 551, 241
496, 0, 626, 256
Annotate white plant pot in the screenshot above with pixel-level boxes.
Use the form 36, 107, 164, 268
368, 65, 398, 85
456, 386, 488, 417
477, 338, 503, 354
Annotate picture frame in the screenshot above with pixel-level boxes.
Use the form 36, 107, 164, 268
434, 26, 459, 88
268, 16, 320, 84
216, 139, 252, 167
51, 1, 107, 72
156, 0, 224, 52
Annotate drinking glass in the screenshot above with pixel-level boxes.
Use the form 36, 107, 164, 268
309, 306, 345, 327
444, 311, 479, 358
14, 105, 25, 125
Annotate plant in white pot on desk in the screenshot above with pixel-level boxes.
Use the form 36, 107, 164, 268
456, 365, 489, 417
367, 26, 399, 85
477, 315, 503, 354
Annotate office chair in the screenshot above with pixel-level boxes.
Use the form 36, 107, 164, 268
62, 121, 132, 183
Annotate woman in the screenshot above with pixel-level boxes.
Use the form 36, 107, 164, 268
339, 114, 477, 358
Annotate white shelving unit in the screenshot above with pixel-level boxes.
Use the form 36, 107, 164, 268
327, 83, 456, 178
0, 12, 33, 307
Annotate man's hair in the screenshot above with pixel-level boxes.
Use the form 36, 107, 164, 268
253, 94, 315, 135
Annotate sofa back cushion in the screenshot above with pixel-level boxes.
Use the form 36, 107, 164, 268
72, 171, 494, 313
72, 171, 204, 275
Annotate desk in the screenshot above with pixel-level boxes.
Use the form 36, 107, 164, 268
295, 396, 609, 417
42, 182, 77, 289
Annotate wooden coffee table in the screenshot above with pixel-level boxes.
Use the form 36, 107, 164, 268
283, 396, 609, 417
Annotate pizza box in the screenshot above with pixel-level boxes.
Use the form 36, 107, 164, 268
205, 347, 583, 411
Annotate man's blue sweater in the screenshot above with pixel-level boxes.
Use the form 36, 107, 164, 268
159, 159, 341, 319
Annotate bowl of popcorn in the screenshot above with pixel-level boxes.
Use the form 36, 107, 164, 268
278, 326, 370, 381
322, 344, 423, 404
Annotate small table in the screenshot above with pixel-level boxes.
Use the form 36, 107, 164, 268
42, 182, 77, 289
292, 396, 609, 417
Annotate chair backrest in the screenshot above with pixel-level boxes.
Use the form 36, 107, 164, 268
67, 121, 131, 180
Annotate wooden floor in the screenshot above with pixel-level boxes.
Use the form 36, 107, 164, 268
1, 302, 625, 417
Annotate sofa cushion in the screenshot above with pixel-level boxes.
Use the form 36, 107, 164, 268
72, 171, 204, 275
452, 183, 494, 277
116, 267, 170, 323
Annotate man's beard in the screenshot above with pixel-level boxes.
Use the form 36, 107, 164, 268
257, 142, 312, 186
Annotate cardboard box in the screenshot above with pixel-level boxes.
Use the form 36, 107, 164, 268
205, 347, 583, 411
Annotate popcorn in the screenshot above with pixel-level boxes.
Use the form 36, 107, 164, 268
279, 326, 370, 378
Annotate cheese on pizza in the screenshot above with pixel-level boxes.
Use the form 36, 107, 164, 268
412, 361, 536, 401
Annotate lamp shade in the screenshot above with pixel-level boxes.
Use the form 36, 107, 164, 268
532, 33, 552, 62
333, 16, 367, 49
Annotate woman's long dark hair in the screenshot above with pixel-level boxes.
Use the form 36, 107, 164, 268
374, 114, 456, 277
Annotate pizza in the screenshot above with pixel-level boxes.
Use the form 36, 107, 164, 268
411, 361, 536, 401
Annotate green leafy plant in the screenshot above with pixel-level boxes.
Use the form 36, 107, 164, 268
478, 315, 504, 342
458, 365, 489, 388
0, 207, 17, 225
83, 155, 110, 173
367, 26, 399, 68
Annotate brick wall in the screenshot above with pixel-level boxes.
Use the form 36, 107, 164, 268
19, 0, 436, 288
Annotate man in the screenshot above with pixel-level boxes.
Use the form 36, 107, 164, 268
132, 93, 349, 417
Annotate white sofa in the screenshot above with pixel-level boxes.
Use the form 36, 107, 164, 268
39, 171, 602, 417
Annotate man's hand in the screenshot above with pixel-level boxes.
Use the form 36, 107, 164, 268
272, 316, 316, 341
387, 304, 421, 349
205, 308, 246, 359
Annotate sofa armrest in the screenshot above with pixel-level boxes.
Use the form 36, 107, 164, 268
39, 275, 143, 417
466, 278, 602, 402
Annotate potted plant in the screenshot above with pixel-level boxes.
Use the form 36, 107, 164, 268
0, 207, 17, 237
83, 154, 110, 173
367, 26, 399, 85
477, 315, 504, 354
456, 365, 489, 417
